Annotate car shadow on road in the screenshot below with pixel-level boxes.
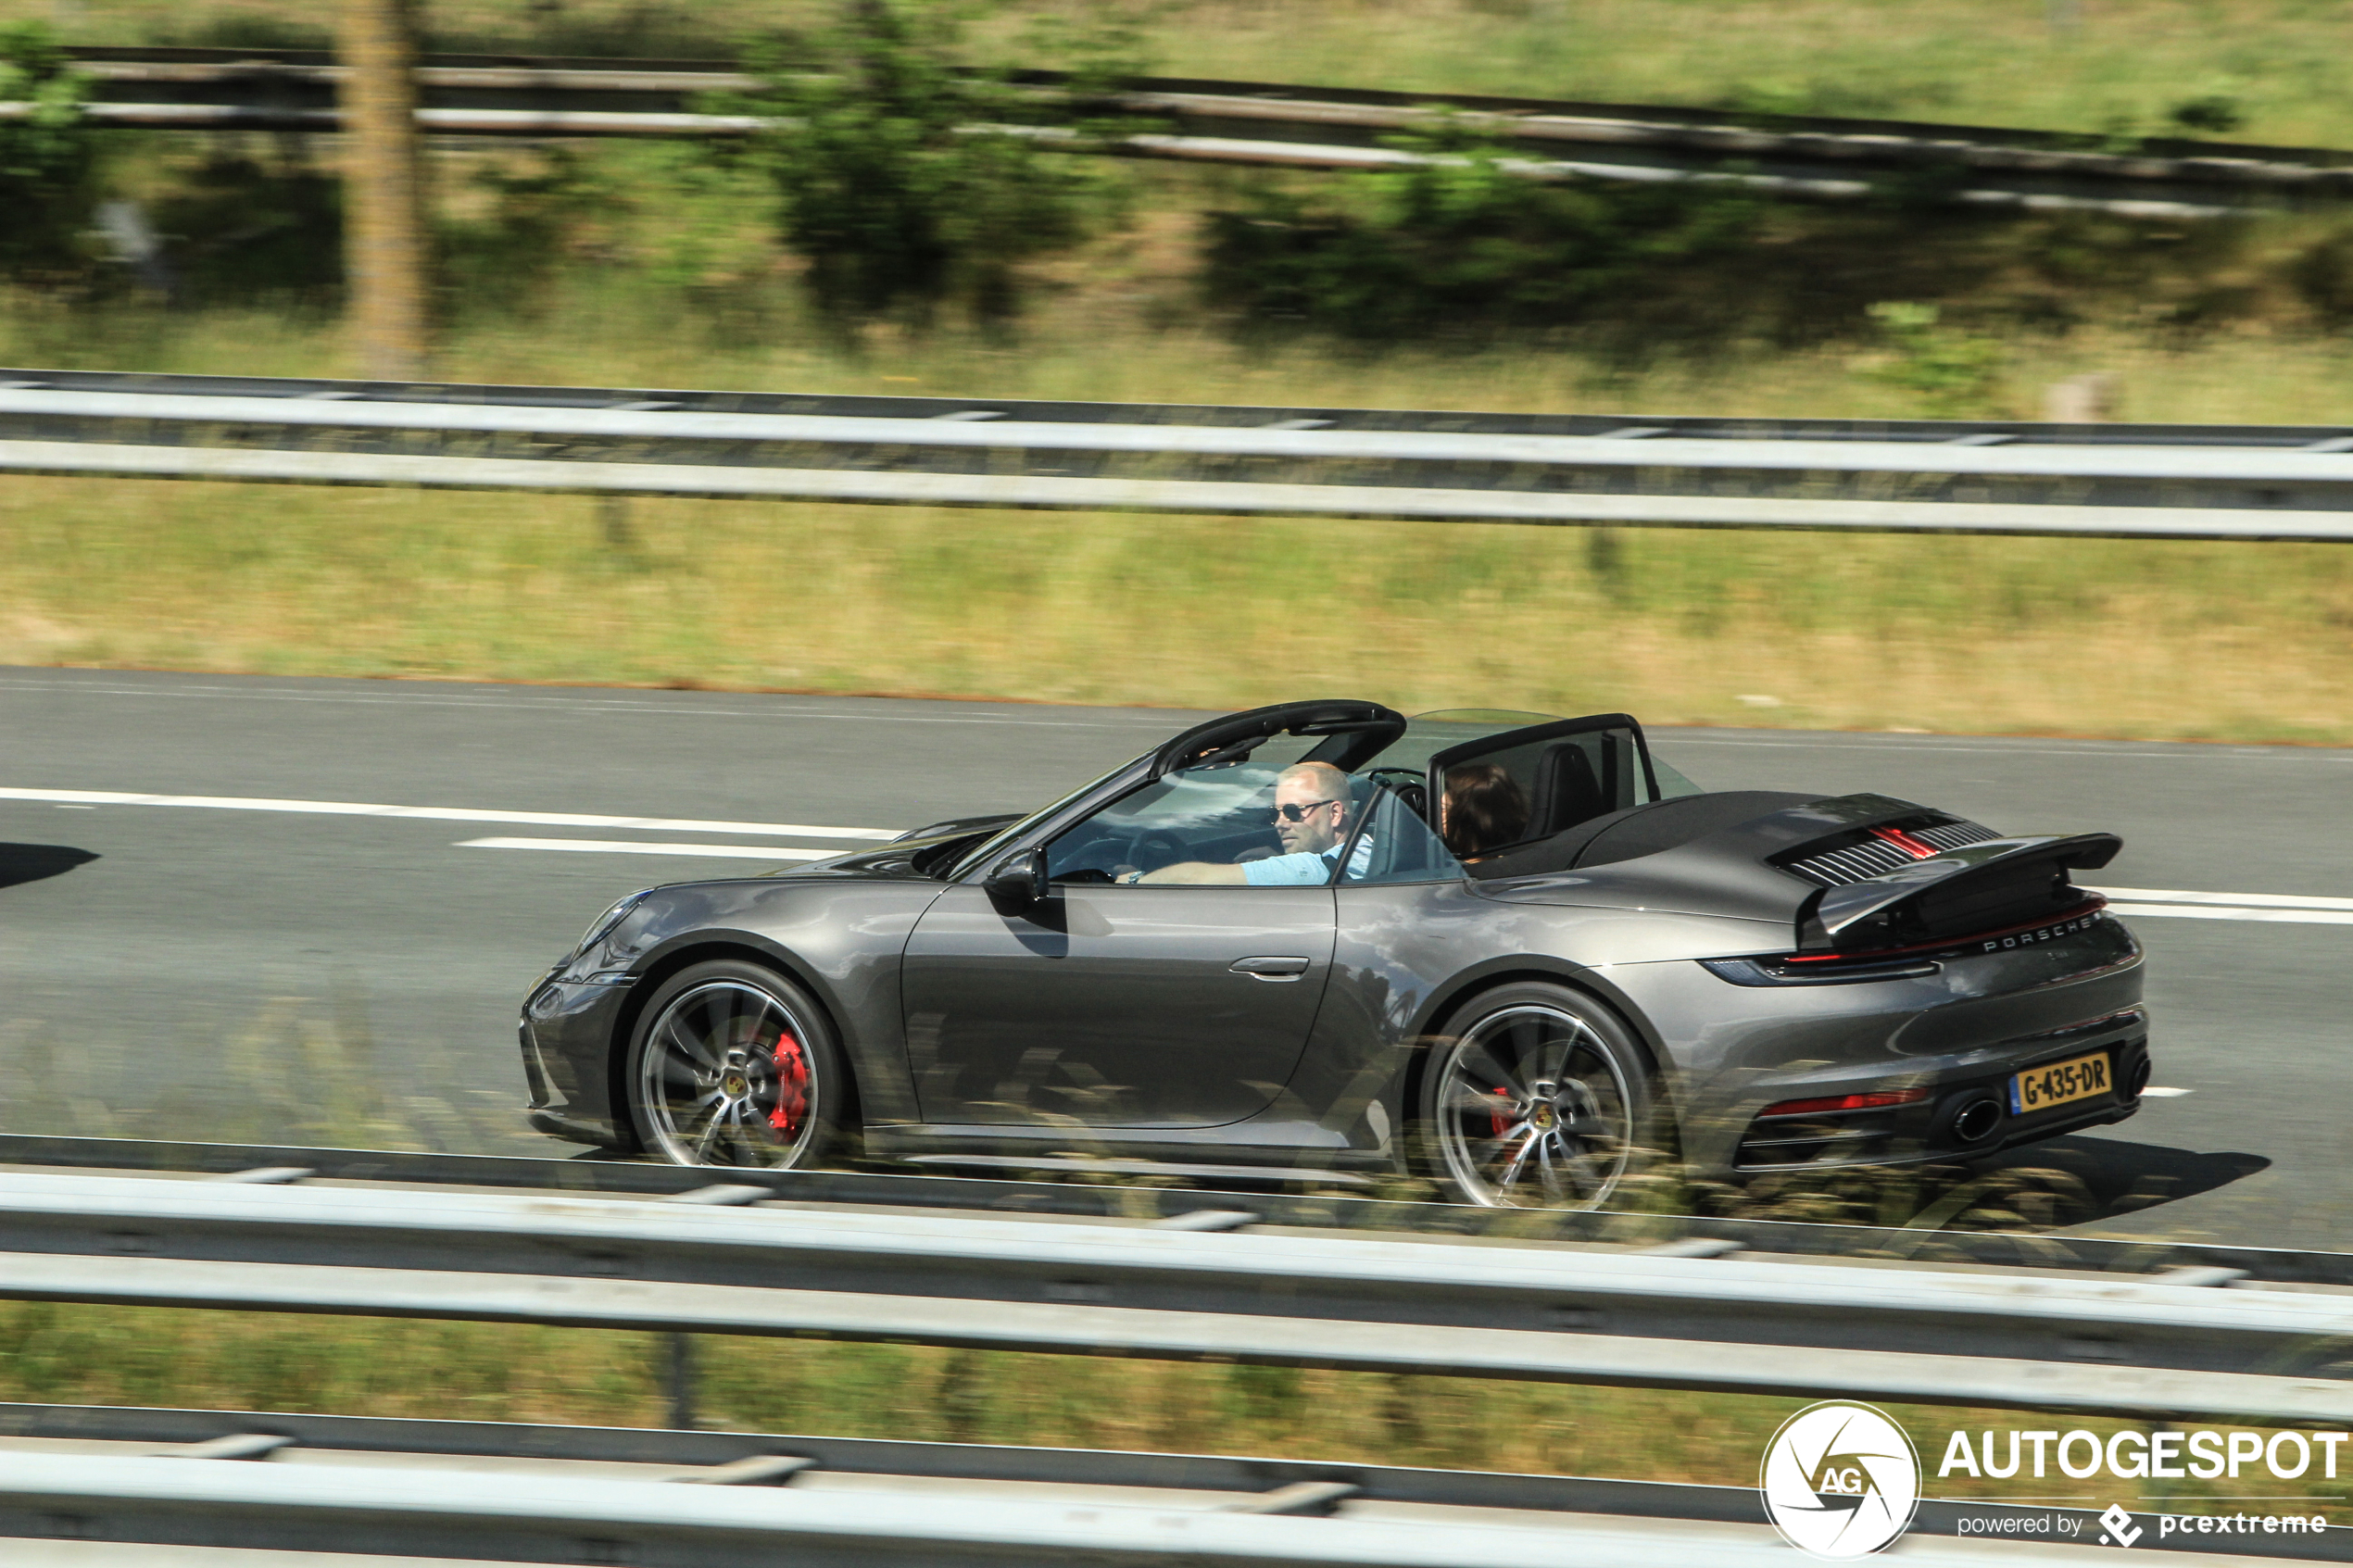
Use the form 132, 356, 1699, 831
0, 844, 99, 891
1974, 1135, 2271, 1226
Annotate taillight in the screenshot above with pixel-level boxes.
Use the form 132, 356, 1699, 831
1756, 1088, 1930, 1119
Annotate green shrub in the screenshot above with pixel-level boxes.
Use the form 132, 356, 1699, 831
1864, 301, 2009, 417
728, 0, 1113, 324
144, 152, 344, 303
2289, 223, 2353, 326
1200, 139, 1760, 342
2168, 94, 2246, 135
0, 23, 99, 282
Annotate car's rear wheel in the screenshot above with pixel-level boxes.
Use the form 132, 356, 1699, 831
1420, 982, 1661, 1210
624, 959, 851, 1169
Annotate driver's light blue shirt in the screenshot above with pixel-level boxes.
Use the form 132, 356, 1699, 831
1242, 835, 1373, 885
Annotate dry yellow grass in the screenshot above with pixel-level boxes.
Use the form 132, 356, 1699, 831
14, 1, 2353, 149
5, 468, 2348, 743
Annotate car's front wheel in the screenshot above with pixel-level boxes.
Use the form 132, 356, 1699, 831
624, 959, 852, 1169
1419, 982, 1662, 1209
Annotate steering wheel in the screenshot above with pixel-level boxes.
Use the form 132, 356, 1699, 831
1121, 829, 1188, 874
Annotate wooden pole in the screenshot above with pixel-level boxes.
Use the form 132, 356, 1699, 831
339, 0, 429, 382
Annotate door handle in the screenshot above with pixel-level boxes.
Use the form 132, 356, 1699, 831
1229, 956, 1311, 980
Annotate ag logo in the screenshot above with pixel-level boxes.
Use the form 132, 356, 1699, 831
1760, 1401, 1922, 1559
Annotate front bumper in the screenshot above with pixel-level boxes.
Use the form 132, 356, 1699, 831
518, 973, 636, 1149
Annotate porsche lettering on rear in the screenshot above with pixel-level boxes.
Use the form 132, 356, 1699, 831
1985, 912, 2107, 951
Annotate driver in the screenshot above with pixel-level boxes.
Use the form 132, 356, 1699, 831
1125, 761, 1365, 884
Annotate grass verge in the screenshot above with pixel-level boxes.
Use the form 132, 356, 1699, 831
5, 469, 2349, 744
2, 1302, 2347, 1522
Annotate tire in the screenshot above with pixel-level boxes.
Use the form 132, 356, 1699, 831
623, 959, 854, 1169
1416, 982, 1664, 1210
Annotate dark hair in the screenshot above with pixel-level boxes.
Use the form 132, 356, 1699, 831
1442, 763, 1531, 856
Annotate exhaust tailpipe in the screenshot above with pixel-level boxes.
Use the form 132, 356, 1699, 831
1953, 1098, 2004, 1144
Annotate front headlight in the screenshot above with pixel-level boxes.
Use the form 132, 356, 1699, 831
575, 888, 654, 957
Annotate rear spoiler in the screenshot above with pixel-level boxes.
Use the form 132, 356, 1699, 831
1804, 833, 2122, 950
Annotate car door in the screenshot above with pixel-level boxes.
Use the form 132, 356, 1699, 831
900, 732, 1348, 1128
900, 882, 1336, 1127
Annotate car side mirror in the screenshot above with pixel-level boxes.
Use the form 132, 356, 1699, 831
984, 847, 1050, 916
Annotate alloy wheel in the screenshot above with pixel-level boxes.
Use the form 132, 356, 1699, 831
635, 979, 820, 1168
1433, 1003, 1636, 1208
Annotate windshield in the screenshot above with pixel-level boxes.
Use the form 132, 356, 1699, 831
946, 760, 1140, 882
950, 706, 1702, 882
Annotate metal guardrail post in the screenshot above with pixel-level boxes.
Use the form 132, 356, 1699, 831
667, 1331, 698, 1431
598, 492, 635, 552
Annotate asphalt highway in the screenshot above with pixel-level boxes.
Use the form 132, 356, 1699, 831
2, 667, 2346, 1249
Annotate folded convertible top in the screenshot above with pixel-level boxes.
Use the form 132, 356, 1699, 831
1473, 791, 2120, 955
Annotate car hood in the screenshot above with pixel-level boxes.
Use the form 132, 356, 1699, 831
764, 821, 1009, 882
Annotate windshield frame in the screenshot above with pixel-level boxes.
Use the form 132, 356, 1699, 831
943, 706, 1688, 884
945, 752, 1155, 883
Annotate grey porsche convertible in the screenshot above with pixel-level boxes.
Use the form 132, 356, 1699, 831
519, 701, 2148, 1208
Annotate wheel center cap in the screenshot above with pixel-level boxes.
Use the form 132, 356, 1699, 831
1530, 1101, 1556, 1130
721, 1073, 749, 1098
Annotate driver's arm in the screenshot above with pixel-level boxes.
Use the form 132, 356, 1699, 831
1130, 861, 1248, 884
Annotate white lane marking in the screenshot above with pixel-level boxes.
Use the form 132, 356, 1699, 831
458, 837, 837, 860
2085, 885, 2353, 911
2105, 902, 2353, 925
1659, 735, 2351, 761
2141, 1086, 2195, 1098
0, 787, 899, 840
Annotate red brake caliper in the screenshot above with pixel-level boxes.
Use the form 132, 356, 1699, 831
768, 1030, 810, 1135
1490, 1085, 1513, 1139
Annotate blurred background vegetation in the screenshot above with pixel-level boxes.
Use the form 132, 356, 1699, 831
11, 0, 2353, 148
0, 0, 2348, 740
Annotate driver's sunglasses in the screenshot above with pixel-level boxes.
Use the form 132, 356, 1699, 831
1270, 799, 1343, 823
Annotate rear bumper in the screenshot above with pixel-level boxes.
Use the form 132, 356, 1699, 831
1728, 1029, 2148, 1172
1619, 912, 2148, 1174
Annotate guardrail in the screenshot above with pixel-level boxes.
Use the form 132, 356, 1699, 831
2, 369, 2349, 541
6, 1132, 2350, 1286
0, 1155, 2347, 1424
35, 47, 2353, 220
0, 1402, 2314, 1566
0, 1141, 2345, 1563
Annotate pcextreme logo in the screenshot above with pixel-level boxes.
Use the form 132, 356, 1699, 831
1760, 1401, 1923, 1559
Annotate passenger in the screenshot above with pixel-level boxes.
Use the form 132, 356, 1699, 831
1126, 761, 1365, 884
1441, 763, 1531, 856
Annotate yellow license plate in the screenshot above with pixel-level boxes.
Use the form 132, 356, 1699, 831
2009, 1050, 2113, 1115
